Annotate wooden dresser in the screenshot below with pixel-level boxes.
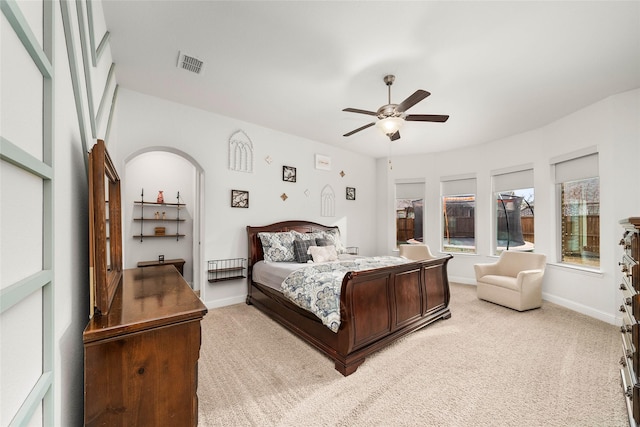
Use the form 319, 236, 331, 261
83, 265, 207, 426
619, 217, 640, 427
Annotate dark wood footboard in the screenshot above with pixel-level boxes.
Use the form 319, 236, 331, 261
246, 221, 452, 376
335, 256, 451, 374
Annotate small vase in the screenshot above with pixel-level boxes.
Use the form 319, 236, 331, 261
157, 191, 164, 203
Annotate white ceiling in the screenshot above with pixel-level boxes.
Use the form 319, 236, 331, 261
101, 1, 640, 159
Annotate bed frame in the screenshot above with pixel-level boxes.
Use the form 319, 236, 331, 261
246, 220, 453, 376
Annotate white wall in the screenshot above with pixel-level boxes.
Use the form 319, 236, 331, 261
382, 88, 640, 324
111, 88, 378, 308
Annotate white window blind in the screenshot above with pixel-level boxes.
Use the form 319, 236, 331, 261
441, 177, 476, 196
396, 182, 425, 199
552, 151, 599, 184
493, 169, 533, 192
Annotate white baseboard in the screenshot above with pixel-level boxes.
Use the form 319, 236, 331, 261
449, 276, 476, 285
542, 292, 619, 325
449, 277, 618, 325
205, 295, 246, 310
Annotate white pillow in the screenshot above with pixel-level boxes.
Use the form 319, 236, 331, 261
308, 245, 338, 263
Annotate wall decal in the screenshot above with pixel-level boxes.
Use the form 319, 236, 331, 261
281, 193, 288, 201
264, 155, 273, 164
340, 170, 345, 177
321, 185, 335, 217
283, 165, 296, 182
231, 189, 249, 208
304, 189, 310, 197
229, 130, 254, 173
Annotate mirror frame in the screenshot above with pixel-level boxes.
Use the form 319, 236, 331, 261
89, 139, 122, 315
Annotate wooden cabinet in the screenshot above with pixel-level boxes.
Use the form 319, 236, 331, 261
619, 217, 640, 427
83, 265, 207, 426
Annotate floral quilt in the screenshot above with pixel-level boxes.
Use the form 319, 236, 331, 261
280, 256, 411, 332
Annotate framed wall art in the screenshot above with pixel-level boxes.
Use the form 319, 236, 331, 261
315, 154, 331, 171
283, 165, 296, 182
231, 189, 249, 208
346, 187, 356, 200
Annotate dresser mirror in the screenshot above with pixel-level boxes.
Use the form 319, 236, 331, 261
89, 139, 123, 315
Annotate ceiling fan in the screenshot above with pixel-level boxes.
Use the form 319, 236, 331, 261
342, 74, 449, 141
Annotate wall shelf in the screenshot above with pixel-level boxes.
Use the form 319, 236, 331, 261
133, 234, 185, 239
134, 189, 185, 241
133, 218, 186, 222
134, 201, 185, 207
208, 258, 246, 283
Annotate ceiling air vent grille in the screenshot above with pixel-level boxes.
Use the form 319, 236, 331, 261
177, 51, 204, 74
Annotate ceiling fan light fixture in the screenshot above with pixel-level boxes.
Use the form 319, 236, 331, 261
377, 116, 404, 136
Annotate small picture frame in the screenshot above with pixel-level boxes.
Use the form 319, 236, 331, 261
283, 165, 296, 182
315, 154, 331, 170
231, 189, 249, 208
346, 187, 356, 200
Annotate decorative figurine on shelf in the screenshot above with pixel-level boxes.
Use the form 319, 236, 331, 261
162, 211, 166, 220
154, 211, 160, 220
157, 190, 164, 203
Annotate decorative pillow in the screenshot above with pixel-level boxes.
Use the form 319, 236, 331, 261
321, 229, 347, 254
308, 245, 338, 263
258, 232, 295, 262
293, 239, 316, 263
291, 230, 324, 242
315, 238, 332, 247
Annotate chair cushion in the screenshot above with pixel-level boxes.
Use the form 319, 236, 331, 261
478, 274, 519, 291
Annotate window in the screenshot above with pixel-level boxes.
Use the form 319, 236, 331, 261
552, 151, 599, 268
442, 176, 476, 253
492, 168, 534, 254
396, 182, 424, 246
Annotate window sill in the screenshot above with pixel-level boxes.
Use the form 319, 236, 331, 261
547, 262, 603, 277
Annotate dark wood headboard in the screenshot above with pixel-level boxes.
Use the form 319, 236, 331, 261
246, 220, 339, 268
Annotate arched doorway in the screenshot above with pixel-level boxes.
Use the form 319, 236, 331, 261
124, 148, 204, 292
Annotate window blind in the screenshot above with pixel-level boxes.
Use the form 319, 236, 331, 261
441, 177, 476, 196
493, 169, 533, 192
553, 153, 599, 184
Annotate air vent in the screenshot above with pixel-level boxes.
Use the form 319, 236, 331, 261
177, 51, 204, 74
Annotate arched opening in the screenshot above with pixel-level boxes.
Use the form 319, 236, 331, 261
123, 148, 204, 292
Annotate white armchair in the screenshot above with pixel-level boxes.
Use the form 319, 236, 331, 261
399, 244, 437, 261
474, 251, 546, 311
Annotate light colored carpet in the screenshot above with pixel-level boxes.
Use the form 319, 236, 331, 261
198, 283, 627, 426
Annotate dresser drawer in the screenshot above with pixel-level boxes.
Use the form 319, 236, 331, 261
622, 327, 636, 367
620, 366, 640, 427
622, 296, 638, 326
621, 230, 635, 257
620, 254, 637, 277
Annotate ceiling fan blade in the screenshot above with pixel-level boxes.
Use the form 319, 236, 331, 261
405, 114, 449, 122
343, 122, 375, 137
389, 131, 401, 141
342, 108, 378, 116
396, 90, 430, 113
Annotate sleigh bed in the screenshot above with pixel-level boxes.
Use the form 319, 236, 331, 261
246, 220, 452, 376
